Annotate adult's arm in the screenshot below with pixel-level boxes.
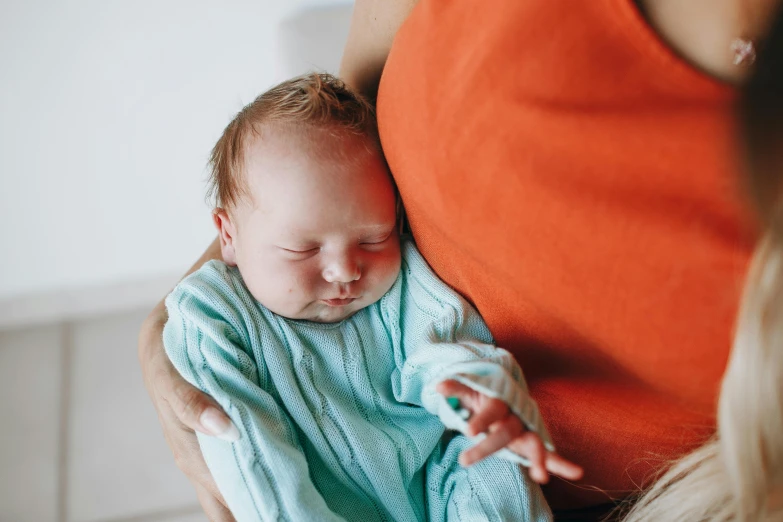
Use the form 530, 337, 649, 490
137, 2, 418, 519
138, 238, 238, 520
340, 0, 418, 101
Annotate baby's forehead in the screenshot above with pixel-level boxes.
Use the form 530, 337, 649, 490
246, 123, 377, 162
244, 126, 380, 184
238, 125, 387, 211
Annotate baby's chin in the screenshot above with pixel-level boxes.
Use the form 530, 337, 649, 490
305, 309, 359, 323
270, 300, 364, 324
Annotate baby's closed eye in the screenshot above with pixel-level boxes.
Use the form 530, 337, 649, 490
278, 246, 320, 260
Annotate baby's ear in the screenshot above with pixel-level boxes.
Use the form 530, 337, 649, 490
212, 209, 238, 266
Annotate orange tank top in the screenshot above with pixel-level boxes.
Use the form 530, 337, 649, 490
377, 0, 755, 509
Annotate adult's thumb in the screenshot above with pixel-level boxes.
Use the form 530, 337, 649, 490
173, 381, 240, 442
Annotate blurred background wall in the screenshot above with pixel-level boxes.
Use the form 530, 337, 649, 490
0, 2, 354, 521
0, 0, 352, 329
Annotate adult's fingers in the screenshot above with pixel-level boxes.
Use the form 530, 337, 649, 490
156, 382, 232, 518
155, 401, 220, 494
139, 310, 239, 441
154, 350, 239, 442
459, 414, 523, 466
170, 374, 239, 441
138, 308, 235, 518
194, 480, 235, 522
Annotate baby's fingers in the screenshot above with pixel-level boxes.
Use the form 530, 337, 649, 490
466, 398, 509, 436
436, 379, 475, 401
436, 380, 508, 435
544, 452, 584, 481
459, 415, 522, 466
507, 432, 548, 483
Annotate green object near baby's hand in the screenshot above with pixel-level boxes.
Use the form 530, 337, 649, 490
447, 396, 471, 420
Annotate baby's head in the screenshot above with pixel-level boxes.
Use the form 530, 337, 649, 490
209, 73, 401, 323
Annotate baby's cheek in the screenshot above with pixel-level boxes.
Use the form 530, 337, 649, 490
251, 264, 304, 305
377, 252, 402, 285
287, 264, 322, 298
363, 262, 399, 302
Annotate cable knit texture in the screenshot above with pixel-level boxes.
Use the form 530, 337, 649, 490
164, 239, 551, 521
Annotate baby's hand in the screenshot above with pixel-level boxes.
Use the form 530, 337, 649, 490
436, 379, 584, 484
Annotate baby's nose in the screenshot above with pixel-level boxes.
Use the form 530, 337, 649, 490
322, 255, 361, 283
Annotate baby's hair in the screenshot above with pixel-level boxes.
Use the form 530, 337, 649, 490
207, 72, 378, 210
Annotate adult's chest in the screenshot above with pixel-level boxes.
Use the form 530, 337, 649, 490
378, 0, 752, 411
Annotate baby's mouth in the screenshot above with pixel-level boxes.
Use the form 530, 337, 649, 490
321, 298, 357, 307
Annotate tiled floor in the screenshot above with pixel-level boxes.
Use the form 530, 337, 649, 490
0, 310, 207, 522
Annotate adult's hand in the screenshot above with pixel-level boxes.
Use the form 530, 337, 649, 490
139, 301, 239, 521
138, 238, 238, 521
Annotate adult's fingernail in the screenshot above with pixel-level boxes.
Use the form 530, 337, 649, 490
200, 407, 240, 442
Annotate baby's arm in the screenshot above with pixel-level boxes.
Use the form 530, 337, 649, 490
389, 242, 581, 483
395, 320, 581, 483
164, 268, 345, 522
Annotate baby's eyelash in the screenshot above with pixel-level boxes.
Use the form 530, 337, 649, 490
279, 246, 320, 259
282, 247, 319, 253
361, 231, 394, 245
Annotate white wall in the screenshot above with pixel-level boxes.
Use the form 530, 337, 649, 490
0, 0, 353, 325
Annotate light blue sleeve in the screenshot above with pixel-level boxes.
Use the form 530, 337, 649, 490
388, 241, 554, 461
163, 264, 345, 522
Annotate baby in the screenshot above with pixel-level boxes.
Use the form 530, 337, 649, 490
163, 73, 581, 522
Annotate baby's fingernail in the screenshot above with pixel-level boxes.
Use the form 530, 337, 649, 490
200, 407, 240, 442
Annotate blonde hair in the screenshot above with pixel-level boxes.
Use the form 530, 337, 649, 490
621, 237, 783, 521
622, 7, 783, 522
207, 72, 378, 210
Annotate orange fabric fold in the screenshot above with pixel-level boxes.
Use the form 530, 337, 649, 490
378, 0, 755, 509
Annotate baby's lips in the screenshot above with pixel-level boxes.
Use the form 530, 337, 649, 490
321, 297, 357, 306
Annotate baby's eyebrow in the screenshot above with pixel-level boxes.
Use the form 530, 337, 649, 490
354, 222, 396, 232
274, 229, 316, 243
278, 222, 395, 240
